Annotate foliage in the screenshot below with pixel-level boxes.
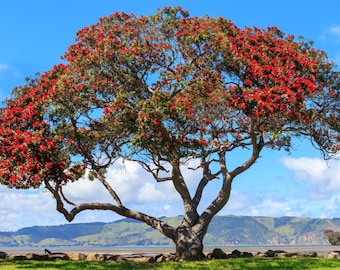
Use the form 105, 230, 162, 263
324, 230, 340, 245
0, 6, 339, 259
1, 258, 340, 270
329, 232, 340, 245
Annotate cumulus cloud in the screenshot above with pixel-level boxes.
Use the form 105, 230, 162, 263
2, 156, 339, 231
0, 186, 65, 231
249, 199, 299, 217
221, 188, 299, 217
137, 182, 166, 202
321, 195, 340, 218
0, 159, 205, 231
222, 188, 340, 219
280, 156, 340, 199
64, 159, 206, 205
62, 159, 201, 215
249, 196, 340, 218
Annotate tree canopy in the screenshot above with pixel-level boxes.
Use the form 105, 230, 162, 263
0, 7, 339, 260
324, 230, 340, 245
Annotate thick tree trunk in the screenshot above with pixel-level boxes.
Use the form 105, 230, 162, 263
174, 226, 205, 261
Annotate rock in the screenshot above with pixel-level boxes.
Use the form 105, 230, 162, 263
224, 249, 244, 259
86, 253, 106, 261
265, 249, 275, 257
206, 253, 213, 259
276, 252, 298, 258
124, 256, 155, 263
210, 248, 227, 259
26, 253, 50, 260
241, 251, 254, 258
114, 255, 127, 261
325, 251, 340, 259
8, 255, 26, 260
44, 249, 67, 260
48, 254, 67, 260
255, 252, 267, 258
66, 253, 87, 261
155, 254, 166, 263
265, 249, 287, 257
274, 250, 287, 257
0, 251, 7, 259
106, 254, 120, 261
165, 253, 176, 262
226, 253, 239, 259
297, 252, 317, 258
231, 249, 242, 257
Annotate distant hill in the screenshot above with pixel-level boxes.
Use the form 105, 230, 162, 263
0, 215, 339, 247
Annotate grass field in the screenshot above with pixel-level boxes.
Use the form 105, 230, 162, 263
1, 258, 340, 270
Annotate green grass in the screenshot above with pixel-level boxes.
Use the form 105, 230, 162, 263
1, 258, 340, 270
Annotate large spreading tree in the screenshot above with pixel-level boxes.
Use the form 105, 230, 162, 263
0, 7, 339, 260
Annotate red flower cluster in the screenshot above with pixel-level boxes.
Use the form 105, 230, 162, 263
0, 8, 338, 189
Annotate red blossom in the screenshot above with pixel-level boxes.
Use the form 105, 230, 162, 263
0, 6, 337, 191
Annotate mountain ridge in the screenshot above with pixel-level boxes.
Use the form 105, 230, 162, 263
0, 215, 339, 247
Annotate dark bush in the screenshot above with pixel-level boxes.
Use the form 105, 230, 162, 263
324, 230, 340, 245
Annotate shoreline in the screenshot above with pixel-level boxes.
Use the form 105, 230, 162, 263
1, 245, 339, 256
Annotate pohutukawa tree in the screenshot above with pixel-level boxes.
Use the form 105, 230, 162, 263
0, 7, 339, 260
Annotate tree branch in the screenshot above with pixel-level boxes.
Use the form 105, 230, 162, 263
127, 157, 173, 182
44, 179, 176, 239
197, 148, 232, 237
170, 157, 199, 227
92, 170, 123, 206
230, 121, 264, 178
192, 157, 220, 208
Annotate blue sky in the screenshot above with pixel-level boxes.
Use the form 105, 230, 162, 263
0, 0, 339, 231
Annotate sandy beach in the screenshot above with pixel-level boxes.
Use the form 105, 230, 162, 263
1, 245, 339, 256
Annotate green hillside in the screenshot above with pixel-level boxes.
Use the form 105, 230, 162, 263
0, 216, 339, 247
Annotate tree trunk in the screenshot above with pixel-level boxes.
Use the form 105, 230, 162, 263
174, 226, 205, 261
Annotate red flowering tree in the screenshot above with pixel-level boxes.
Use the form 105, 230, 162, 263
0, 7, 339, 260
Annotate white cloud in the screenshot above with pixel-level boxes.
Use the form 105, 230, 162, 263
59, 158, 223, 222
320, 26, 340, 66
280, 156, 340, 199
329, 26, 340, 36
0, 186, 65, 231
221, 187, 300, 217
322, 25, 340, 41
1, 156, 339, 232
321, 195, 340, 218
0, 64, 11, 72
223, 190, 255, 211
0, 63, 20, 99
249, 199, 297, 217
0, 159, 201, 231
138, 182, 165, 202
247, 196, 340, 218
0, 63, 17, 79
221, 188, 340, 219
62, 159, 188, 216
